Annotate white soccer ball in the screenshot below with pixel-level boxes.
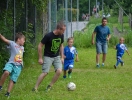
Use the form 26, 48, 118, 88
67, 82, 76, 91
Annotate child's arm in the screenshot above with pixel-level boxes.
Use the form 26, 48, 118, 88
114, 46, 116, 49
75, 54, 79, 62
0, 34, 10, 44
126, 50, 130, 56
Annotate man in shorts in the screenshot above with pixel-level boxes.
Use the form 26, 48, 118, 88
32, 21, 66, 91
92, 17, 111, 68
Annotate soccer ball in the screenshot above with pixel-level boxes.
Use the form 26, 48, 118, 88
67, 82, 76, 91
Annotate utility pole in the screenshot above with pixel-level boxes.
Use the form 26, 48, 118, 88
102, 0, 103, 15
76, 0, 79, 30
48, 0, 51, 32
13, 0, 16, 40
96, 0, 97, 15
71, 0, 72, 37
89, 0, 90, 15
65, 0, 68, 38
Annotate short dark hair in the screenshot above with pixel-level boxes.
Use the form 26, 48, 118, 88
56, 21, 66, 30
102, 17, 107, 22
15, 32, 25, 42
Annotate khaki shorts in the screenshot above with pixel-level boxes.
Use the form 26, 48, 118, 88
42, 56, 62, 73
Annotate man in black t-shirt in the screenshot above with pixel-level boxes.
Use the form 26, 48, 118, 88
32, 22, 66, 91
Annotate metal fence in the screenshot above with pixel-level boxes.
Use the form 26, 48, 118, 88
0, 0, 80, 42
48, 0, 79, 39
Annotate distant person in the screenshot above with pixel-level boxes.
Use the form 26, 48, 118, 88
63, 37, 79, 79
32, 21, 66, 92
0, 33, 25, 97
82, 13, 86, 20
93, 7, 96, 14
114, 37, 130, 69
85, 13, 89, 21
92, 17, 111, 68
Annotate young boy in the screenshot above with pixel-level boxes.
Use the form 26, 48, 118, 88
0, 32, 25, 97
63, 37, 79, 78
114, 37, 130, 69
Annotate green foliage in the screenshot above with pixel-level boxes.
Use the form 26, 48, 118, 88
124, 32, 132, 47
109, 36, 118, 47
57, 8, 78, 22
73, 31, 92, 48
23, 23, 37, 67
73, 16, 132, 48
32, 0, 48, 11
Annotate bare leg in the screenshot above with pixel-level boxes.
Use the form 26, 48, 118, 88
102, 53, 106, 64
68, 68, 72, 73
96, 54, 100, 64
63, 70, 66, 76
34, 72, 48, 89
7, 80, 14, 93
0, 71, 10, 86
49, 68, 62, 86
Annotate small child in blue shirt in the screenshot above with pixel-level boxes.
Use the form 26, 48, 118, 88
114, 37, 130, 69
63, 37, 79, 78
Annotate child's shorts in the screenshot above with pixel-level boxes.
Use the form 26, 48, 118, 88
64, 60, 74, 70
3, 63, 22, 83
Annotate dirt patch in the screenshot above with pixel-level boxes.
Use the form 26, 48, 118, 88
113, 27, 121, 37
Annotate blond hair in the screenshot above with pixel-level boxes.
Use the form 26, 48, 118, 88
67, 37, 74, 42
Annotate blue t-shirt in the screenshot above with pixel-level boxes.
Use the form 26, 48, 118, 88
64, 46, 77, 61
116, 43, 127, 58
94, 25, 110, 43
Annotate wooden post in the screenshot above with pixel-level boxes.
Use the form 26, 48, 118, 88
129, 13, 132, 30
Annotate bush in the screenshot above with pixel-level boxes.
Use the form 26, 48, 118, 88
73, 31, 92, 48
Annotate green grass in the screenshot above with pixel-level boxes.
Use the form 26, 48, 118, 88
1, 48, 132, 100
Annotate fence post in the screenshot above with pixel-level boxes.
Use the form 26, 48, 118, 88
65, 0, 68, 39
25, 0, 28, 32
13, 0, 16, 40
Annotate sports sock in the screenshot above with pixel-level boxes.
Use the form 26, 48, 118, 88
63, 76, 66, 78
5, 92, 10, 96
68, 71, 71, 74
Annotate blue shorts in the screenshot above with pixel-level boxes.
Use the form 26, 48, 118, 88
96, 42, 108, 54
3, 63, 22, 83
64, 60, 74, 71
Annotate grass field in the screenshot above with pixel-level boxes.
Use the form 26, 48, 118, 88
0, 47, 132, 100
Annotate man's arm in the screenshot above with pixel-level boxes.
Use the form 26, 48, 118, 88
0, 34, 10, 45
60, 43, 64, 64
92, 32, 96, 45
38, 42, 44, 65
107, 34, 111, 41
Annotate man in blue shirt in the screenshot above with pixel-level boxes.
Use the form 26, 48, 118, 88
92, 17, 111, 68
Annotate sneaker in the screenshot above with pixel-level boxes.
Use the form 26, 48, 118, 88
68, 74, 71, 78
121, 62, 124, 66
5, 92, 10, 98
63, 76, 66, 79
0, 87, 2, 91
32, 88, 38, 92
102, 63, 104, 67
46, 85, 52, 92
114, 65, 116, 69
96, 64, 100, 68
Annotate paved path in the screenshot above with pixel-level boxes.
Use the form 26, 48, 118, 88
64, 21, 88, 39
